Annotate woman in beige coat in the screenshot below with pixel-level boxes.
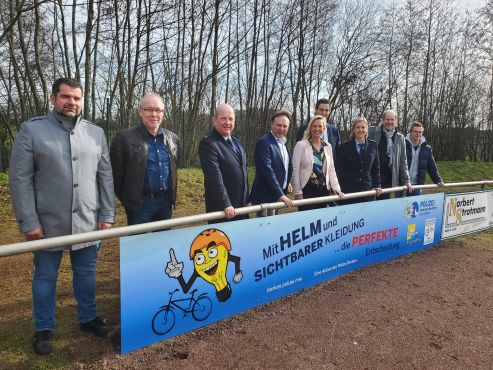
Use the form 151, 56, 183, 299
292, 115, 343, 211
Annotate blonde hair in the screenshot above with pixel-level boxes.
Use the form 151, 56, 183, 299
302, 115, 327, 140
350, 116, 368, 139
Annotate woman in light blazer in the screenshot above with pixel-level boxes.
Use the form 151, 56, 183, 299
292, 115, 343, 211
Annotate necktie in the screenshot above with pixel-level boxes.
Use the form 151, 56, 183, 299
226, 138, 239, 157
358, 143, 365, 160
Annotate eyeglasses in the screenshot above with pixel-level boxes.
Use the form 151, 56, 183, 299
141, 107, 164, 114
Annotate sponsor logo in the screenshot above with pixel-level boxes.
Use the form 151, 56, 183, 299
424, 218, 436, 245
405, 201, 419, 219
406, 224, 417, 242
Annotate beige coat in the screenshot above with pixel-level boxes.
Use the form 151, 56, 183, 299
292, 139, 341, 196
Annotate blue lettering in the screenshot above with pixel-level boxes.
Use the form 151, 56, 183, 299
279, 233, 291, 250
292, 228, 301, 245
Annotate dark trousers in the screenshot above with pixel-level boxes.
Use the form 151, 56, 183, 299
298, 182, 330, 212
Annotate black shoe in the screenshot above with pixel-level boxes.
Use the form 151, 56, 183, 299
33, 330, 53, 355
80, 316, 111, 338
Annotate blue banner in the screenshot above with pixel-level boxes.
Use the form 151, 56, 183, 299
120, 194, 444, 353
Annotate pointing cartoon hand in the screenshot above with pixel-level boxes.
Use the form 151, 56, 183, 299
165, 248, 183, 278
233, 270, 243, 284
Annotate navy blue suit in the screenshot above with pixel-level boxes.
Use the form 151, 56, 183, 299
199, 128, 248, 222
296, 121, 340, 154
335, 139, 380, 204
250, 132, 293, 204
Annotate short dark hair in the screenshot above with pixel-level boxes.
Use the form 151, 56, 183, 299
52, 78, 83, 95
315, 98, 331, 109
271, 109, 292, 124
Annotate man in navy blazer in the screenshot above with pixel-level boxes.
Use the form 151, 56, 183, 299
199, 104, 248, 223
295, 98, 340, 155
250, 110, 293, 216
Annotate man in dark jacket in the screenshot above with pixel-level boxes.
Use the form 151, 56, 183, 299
110, 93, 179, 225
199, 104, 248, 223
250, 110, 293, 216
295, 98, 340, 155
405, 121, 444, 196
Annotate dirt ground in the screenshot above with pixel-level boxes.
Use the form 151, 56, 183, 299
1, 228, 492, 369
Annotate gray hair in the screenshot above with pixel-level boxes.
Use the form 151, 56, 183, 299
139, 92, 164, 109
214, 103, 234, 117
381, 109, 398, 121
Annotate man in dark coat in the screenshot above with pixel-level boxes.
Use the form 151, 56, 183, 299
199, 104, 248, 223
405, 121, 444, 196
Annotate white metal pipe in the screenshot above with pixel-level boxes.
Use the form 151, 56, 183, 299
1, 180, 491, 258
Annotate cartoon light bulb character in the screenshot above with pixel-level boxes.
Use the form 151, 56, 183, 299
165, 229, 242, 302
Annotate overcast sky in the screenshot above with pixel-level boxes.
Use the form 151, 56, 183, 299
384, 0, 486, 11
457, 0, 486, 10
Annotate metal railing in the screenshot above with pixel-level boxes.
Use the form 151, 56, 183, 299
1, 180, 492, 258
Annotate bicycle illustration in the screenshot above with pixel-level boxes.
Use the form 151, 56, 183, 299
151, 288, 213, 335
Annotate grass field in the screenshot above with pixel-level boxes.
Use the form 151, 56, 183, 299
0, 161, 492, 369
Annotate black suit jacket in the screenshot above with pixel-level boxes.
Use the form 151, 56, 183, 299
335, 139, 380, 195
199, 128, 248, 217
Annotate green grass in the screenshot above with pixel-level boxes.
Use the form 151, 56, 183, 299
435, 161, 493, 183
0, 172, 8, 187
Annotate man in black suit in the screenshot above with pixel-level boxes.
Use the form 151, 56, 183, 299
199, 104, 248, 223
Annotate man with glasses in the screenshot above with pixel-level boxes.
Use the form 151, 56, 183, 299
110, 93, 180, 225
405, 121, 444, 196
